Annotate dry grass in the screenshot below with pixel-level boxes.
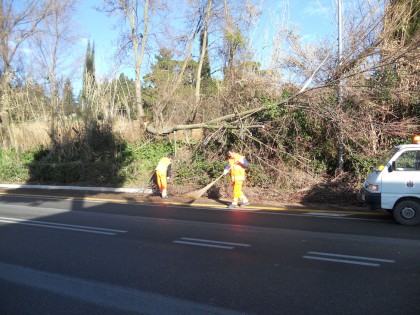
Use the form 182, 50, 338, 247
11, 121, 50, 151
10, 118, 205, 151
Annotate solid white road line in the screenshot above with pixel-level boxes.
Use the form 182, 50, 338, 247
304, 212, 351, 217
0, 262, 242, 315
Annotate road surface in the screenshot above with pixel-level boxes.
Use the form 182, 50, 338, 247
0, 192, 419, 314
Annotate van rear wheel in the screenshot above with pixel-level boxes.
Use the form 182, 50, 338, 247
393, 200, 420, 226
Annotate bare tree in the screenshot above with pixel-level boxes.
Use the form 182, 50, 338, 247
140, 0, 205, 132
144, 0, 264, 135
0, 1, 52, 86
29, 0, 79, 147
153, 0, 210, 129
0, 0, 54, 147
100, 0, 163, 128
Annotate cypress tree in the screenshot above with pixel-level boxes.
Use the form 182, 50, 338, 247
81, 40, 96, 109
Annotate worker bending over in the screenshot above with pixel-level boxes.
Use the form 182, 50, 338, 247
155, 153, 173, 199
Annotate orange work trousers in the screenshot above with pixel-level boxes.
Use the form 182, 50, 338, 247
156, 171, 167, 192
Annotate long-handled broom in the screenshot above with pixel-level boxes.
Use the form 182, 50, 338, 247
138, 172, 156, 194
184, 174, 225, 200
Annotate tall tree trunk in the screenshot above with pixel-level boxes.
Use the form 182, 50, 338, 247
131, 0, 149, 126
192, 0, 213, 123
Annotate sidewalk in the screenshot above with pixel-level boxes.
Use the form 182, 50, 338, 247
0, 183, 227, 207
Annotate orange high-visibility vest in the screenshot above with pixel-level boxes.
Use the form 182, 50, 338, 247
228, 153, 246, 181
156, 157, 171, 175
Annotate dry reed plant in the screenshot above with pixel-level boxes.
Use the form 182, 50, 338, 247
12, 122, 50, 151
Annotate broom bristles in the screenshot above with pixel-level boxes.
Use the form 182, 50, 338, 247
184, 174, 224, 200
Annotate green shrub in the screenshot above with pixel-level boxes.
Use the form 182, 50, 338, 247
0, 149, 31, 183
346, 154, 377, 180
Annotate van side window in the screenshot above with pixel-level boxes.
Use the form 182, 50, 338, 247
395, 151, 419, 171
416, 152, 420, 170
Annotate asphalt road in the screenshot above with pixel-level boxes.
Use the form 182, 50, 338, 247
0, 192, 419, 315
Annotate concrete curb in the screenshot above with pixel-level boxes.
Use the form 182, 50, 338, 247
0, 184, 153, 194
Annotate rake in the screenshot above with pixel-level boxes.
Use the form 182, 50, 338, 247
184, 174, 225, 200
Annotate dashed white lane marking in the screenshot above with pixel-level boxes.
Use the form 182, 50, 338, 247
303, 251, 395, 267
173, 237, 251, 250
0, 216, 127, 235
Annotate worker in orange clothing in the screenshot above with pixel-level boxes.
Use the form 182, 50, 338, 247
223, 146, 250, 208
155, 153, 173, 199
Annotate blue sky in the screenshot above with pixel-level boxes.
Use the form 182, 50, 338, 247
250, 1, 336, 68
73, 0, 337, 91
75, 0, 120, 85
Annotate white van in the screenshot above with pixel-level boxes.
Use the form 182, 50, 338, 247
360, 135, 420, 225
